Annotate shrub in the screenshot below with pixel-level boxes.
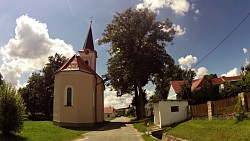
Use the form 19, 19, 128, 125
233, 96, 247, 122
0, 83, 26, 135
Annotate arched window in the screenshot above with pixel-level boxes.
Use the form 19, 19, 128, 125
64, 86, 73, 106
67, 88, 72, 106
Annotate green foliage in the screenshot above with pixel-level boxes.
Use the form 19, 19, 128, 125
0, 83, 26, 135
19, 53, 67, 120
99, 8, 175, 119
180, 74, 220, 104
234, 97, 248, 122
19, 73, 44, 119
152, 65, 195, 100
191, 75, 220, 104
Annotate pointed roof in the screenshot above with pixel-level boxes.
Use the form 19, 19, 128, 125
83, 25, 94, 51
57, 55, 95, 74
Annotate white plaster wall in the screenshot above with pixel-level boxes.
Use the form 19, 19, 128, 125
159, 100, 188, 128
153, 102, 160, 125
167, 85, 177, 100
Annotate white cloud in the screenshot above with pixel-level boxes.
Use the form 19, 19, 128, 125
178, 55, 198, 69
104, 88, 154, 109
191, 3, 195, 10
221, 68, 238, 77
163, 24, 186, 36
246, 58, 249, 66
243, 48, 248, 54
104, 88, 133, 109
193, 16, 198, 21
0, 15, 75, 87
194, 9, 200, 15
136, 0, 190, 16
173, 24, 186, 36
193, 67, 208, 79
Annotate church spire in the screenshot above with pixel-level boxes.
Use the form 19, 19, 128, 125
83, 21, 94, 51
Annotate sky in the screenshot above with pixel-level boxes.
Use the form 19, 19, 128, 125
1, 0, 250, 108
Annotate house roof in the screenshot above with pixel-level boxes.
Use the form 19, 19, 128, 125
170, 81, 184, 94
170, 75, 241, 94
56, 54, 96, 74
83, 25, 94, 51
170, 78, 204, 94
221, 76, 241, 81
104, 107, 115, 114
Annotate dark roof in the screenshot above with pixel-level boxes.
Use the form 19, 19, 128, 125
83, 25, 94, 51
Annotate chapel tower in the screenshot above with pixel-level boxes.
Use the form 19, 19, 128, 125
78, 24, 97, 71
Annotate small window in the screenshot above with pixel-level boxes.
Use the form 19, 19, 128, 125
171, 106, 179, 112
67, 88, 72, 106
85, 60, 89, 65
64, 86, 73, 106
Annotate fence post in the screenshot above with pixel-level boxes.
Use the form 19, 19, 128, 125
187, 106, 192, 119
238, 92, 247, 110
207, 101, 213, 120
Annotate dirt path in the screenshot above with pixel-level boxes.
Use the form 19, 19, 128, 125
73, 116, 143, 141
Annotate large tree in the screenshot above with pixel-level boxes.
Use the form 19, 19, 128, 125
19, 73, 44, 119
42, 53, 67, 119
19, 53, 67, 120
98, 8, 175, 119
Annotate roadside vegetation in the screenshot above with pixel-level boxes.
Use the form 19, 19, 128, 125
104, 117, 116, 121
133, 117, 159, 141
165, 119, 250, 141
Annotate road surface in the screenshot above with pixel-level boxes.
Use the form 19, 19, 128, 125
79, 116, 143, 141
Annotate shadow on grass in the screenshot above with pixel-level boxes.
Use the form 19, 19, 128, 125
0, 133, 27, 141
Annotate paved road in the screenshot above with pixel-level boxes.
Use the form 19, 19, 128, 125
80, 116, 143, 141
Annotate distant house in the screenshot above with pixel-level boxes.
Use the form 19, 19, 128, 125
167, 78, 204, 100
167, 76, 241, 100
153, 100, 189, 128
212, 76, 241, 91
104, 107, 116, 118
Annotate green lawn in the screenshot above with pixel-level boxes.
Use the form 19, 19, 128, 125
166, 119, 250, 141
133, 117, 159, 141
104, 117, 116, 121
0, 121, 105, 141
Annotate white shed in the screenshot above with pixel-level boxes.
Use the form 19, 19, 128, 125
153, 100, 189, 128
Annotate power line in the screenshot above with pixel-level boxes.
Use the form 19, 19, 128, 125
192, 12, 250, 69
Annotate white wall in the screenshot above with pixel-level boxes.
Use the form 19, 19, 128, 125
154, 102, 160, 125
167, 85, 177, 100
155, 100, 188, 128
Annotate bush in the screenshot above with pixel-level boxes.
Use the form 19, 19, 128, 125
0, 83, 26, 135
233, 96, 247, 122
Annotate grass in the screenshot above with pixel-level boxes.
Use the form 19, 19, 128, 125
133, 117, 159, 141
0, 121, 107, 141
166, 119, 250, 141
104, 117, 116, 121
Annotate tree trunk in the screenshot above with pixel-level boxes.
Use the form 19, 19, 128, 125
134, 85, 141, 119
136, 79, 146, 119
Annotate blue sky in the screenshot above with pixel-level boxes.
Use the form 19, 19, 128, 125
1, 0, 250, 108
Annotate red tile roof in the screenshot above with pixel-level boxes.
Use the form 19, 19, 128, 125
170, 81, 184, 94
170, 75, 241, 94
104, 107, 115, 114
212, 78, 224, 85
221, 76, 241, 81
57, 54, 96, 75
